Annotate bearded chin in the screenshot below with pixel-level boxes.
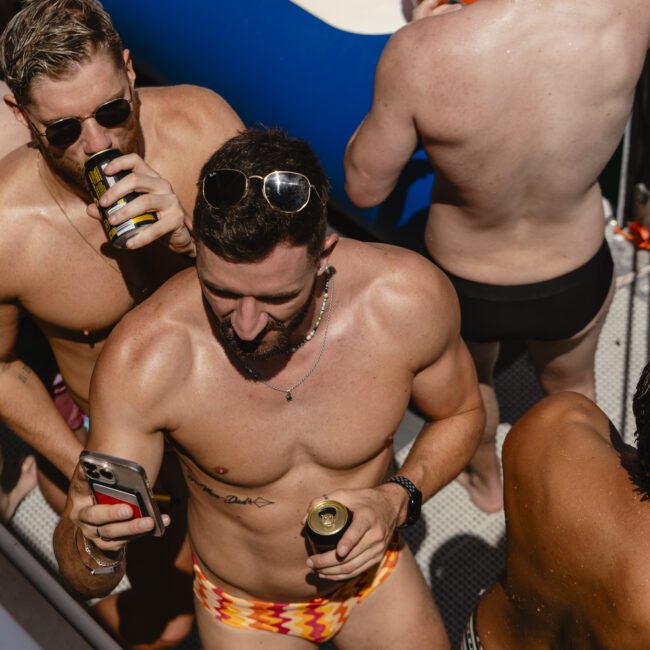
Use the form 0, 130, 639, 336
221, 325, 292, 361
216, 276, 318, 361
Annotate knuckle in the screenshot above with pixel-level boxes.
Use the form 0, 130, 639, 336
368, 531, 383, 545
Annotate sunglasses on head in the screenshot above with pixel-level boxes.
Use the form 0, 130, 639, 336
29, 94, 133, 148
202, 169, 324, 214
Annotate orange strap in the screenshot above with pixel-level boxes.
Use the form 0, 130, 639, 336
612, 221, 650, 250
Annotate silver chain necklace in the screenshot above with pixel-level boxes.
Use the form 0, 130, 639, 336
37, 155, 121, 277
244, 274, 335, 402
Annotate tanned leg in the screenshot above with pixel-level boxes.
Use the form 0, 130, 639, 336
0, 453, 37, 522
334, 544, 450, 650
527, 277, 615, 401
457, 340, 504, 513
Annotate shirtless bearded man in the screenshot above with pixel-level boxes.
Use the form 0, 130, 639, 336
462, 363, 650, 649
0, 0, 242, 645
53, 128, 485, 649
345, 0, 650, 512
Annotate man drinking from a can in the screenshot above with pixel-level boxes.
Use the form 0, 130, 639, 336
0, 0, 243, 645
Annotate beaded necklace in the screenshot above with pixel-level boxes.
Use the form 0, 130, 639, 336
244, 272, 334, 402
288, 269, 330, 353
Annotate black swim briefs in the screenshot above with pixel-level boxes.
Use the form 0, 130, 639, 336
429, 240, 614, 343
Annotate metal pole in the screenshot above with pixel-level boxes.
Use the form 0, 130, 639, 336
616, 115, 633, 227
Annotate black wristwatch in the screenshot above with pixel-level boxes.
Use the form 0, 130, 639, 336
383, 475, 422, 528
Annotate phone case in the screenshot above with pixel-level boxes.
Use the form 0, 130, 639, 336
79, 450, 165, 537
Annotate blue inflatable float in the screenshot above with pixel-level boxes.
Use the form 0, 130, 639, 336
102, 0, 434, 247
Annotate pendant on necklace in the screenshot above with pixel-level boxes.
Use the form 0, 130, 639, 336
286, 391, 293, 402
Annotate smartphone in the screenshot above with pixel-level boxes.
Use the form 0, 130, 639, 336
79, 450, 165, 537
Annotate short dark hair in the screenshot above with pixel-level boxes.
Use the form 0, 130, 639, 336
634, 362, 650, 467
194, 128, 329, 263
617, 362, 650, 500
0, 0, 123, 107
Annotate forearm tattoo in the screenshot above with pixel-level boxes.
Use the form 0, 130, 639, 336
16, 364, 32, 384
187, 471, 274, 508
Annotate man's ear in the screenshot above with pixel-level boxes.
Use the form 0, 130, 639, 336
3, 94, 30, 129
122, 49, 136, 87
317, 233, 339, 275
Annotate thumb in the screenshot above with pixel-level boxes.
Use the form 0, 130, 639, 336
86, 202, 102, 221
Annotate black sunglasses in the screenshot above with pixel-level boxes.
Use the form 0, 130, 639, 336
28, 95, 133, 148
202, 169, 324, 214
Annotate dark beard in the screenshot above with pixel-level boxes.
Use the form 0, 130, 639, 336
217, 278, 317, 361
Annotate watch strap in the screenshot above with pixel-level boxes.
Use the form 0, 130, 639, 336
383, 475, 422, 528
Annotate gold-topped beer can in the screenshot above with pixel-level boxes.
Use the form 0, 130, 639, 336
305, 499, 353, 554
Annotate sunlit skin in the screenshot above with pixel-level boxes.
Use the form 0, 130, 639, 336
344, 0, 650, 513
476, 391, 650, 649
10, 49, 140, 194
0, 80, 35, 521
0, 46, 242, 498
55, 231, 485, 649
0, 37, 243, 648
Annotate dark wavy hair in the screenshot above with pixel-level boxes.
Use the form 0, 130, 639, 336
193, 128, 329, 263
614, 362, 650, 500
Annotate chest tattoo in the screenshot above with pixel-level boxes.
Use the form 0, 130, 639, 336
187, 471, 275, 508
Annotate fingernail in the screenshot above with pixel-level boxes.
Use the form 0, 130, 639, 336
306, 559, 314, 568
139, 518, 153, 531
162, 515, 171, 525
118, 506, 131, 517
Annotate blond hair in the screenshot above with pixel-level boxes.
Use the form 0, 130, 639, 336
0, 0, 123, 106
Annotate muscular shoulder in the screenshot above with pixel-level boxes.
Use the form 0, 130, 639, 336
376, 8, 492, 135
91, 269, 200, 412
382, 8, 483, 82
503, 392, 607, 475
0, 148, 51, 297
139, 84, 242, 147
338, 239, 459, 362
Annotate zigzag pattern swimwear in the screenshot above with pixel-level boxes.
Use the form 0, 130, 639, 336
192, 548, 399, 643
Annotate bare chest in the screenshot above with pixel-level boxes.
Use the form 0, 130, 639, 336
171, 341, 413, 488
19, 217, 184, 336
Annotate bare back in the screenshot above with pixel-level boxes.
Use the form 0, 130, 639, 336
478, 393, 650, 649
400, 0, 650, 282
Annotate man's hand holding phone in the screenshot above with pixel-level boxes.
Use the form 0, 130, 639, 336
70, 451, 170, 554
